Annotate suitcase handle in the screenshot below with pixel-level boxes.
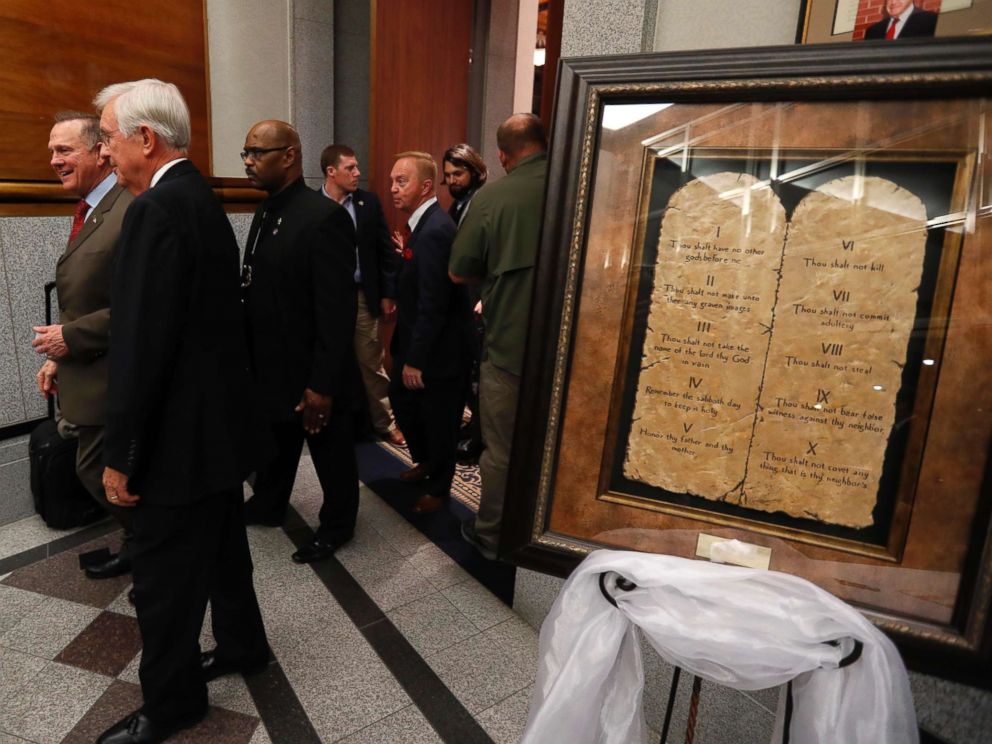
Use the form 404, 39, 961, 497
44, 281, 57, 420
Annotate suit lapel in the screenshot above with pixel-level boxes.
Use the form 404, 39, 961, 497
58, 183, 127, 266
409, 202, 438, 248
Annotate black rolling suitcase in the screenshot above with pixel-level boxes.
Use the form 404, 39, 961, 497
28, 282, 102, 529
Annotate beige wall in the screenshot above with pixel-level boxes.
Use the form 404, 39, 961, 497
653, 0, 801, 51
206, 0, 293, 178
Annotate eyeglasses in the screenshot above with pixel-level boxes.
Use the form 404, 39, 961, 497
240, 146, 290, 162
98, 129, 120, 146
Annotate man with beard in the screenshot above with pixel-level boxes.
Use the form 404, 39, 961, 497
240, 120, 361, 563
442, 143, 488, 227
441, 144, 488, 463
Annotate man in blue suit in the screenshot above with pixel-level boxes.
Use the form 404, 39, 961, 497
388, 152, 472, 514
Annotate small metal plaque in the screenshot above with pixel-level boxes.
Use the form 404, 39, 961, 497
695, 533, 771, 570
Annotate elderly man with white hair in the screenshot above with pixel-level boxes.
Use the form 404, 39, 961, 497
95, 79, 269, 744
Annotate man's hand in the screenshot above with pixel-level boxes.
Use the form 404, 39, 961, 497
36, 360, 58, 398
381, 298, 397, 324
402, 364, 424, 390
391, 230, 406, 256
32, 324, 69, 360
102, 467, 140, 507
295, 388, 332, 434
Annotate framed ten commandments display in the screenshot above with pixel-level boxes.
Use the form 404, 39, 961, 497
503, 39, 992, 681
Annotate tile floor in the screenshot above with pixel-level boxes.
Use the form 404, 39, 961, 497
0, 452, 536, 744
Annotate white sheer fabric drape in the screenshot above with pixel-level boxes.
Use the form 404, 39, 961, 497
521, 550, 917, 744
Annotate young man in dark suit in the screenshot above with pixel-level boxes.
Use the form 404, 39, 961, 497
319, 144, 404, 446
240, 121, 361, 564
388, 152, 472, 514
864, 0, 938, 39
95, 79, 269, 744
34, 111, 134, 579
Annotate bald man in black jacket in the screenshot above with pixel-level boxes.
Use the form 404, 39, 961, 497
240, 120, 361, 564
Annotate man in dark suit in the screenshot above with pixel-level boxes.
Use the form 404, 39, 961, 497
95, 79, 269, 744
241, 121, 361, 563
441, 144, 489, 464
319, 144, 404, 446
33, 111, 134, 579
864, 0, 938, 39
388, 152, 472, 514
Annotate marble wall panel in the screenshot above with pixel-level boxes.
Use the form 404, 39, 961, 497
0, 436, 29, 467
293, 15, 335, 181
0, 436, 31, 527
0, 217, 67, 427
562, 0, 647, 57
333, 0, 371, 185
0, 230, 28, 427
295, 0, 333, 23
0, 456, 32, 526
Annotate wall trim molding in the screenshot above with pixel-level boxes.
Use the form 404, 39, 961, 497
0, 178, 263, 215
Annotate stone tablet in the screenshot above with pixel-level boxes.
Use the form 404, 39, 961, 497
624, 172, 785, 496
744, 176, 928, 527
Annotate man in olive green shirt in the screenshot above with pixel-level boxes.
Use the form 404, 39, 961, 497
449, 113, 548, 559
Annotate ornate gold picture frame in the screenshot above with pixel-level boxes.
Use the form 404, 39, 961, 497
502, 39, 992, 683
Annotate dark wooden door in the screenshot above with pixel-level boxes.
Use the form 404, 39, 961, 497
369, 0, 473, 231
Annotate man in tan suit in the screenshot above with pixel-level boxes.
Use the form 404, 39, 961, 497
34, 111, 133, 579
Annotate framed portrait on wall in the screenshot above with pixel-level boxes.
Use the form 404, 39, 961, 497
798, 0, 991, 44
501, 38, 992, 684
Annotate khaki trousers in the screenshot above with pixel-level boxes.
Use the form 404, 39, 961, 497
354, 292, 396, 434
474, 359, 520, 551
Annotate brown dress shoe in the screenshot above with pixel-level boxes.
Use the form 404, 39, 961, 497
399, 463, 428, 483
411, 493, 450, 514
386, 428, 406, 446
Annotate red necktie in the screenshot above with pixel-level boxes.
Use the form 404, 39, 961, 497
68, 199, 88, 245
885, 18, 898, 39
401, 224, 413, 260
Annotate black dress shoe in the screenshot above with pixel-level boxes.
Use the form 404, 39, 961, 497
201, 649, 269, 681
84, 553, 132, 580
456, 437, 484, 464
97, 708, 205, 744
291, 535, 350, 563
